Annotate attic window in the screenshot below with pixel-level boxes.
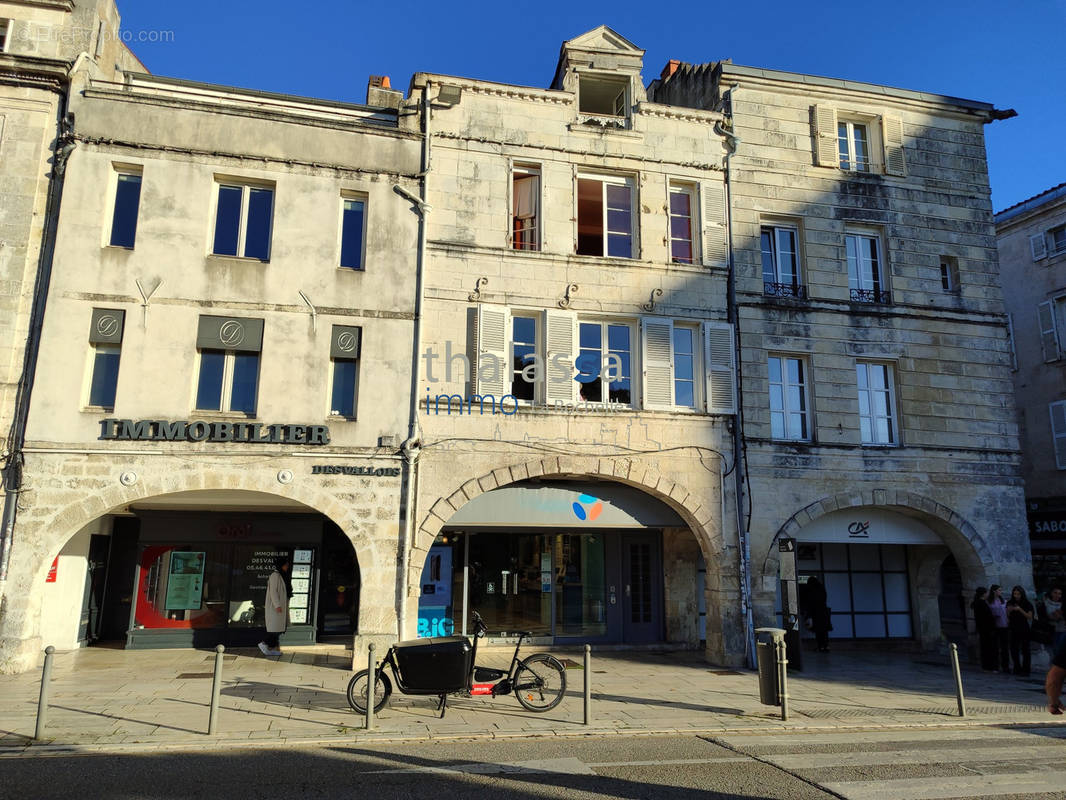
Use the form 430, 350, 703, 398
578, 75, 629, 126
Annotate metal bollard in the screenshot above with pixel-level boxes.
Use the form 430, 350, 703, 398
208, 644, 225, 735
950, 642, 967, 717
583, 644, 591, 726
34, 646, 56, 740
365, 642, 376, 731
776, 638, 790, 722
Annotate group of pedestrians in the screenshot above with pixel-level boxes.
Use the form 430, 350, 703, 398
972, 584, 1066, 677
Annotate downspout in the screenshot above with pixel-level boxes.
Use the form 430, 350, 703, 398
715, 87, 755, 669
395, 80, 432, 639
0, 107, 77, 583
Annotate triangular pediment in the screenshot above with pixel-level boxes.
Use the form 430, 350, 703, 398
564, 25, 643, 56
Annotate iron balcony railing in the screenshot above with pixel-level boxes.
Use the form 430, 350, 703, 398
850, 288, 891, 304
763, 282, 808, 300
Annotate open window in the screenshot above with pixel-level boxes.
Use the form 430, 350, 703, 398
511, 165, 540, 251
578, 74, 629, 127
576, 173, 635, 258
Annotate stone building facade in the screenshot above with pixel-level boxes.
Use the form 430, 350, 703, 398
649, 61, 1032, 650
995, 184, 1066, 591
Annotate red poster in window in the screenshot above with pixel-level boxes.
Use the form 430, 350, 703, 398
46, 557, 58, 583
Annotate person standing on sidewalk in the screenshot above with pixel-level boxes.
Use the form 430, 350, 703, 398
1046, 636, 1066, 714
259, 554, 291, 657
803, 576, 832, 653
1041, 587, 1066, 654
988, 584, 1010, 672
1006, 585, 1033, 677
971, 587, 998, 671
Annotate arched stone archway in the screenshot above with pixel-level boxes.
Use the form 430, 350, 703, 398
410, 454, 743, 665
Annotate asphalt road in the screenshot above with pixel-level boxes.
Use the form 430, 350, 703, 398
3, 726, 1065, 799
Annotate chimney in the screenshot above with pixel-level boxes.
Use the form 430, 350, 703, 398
660, 59, 681, 81
367, 75, 402, 109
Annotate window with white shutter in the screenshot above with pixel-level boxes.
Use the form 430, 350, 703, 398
1031, 233, 1048, 261
881, 115, 906, 176
544, 309, 577, 403
704, 322, 736, 415
1050, 401, 1066, 470
1050, 225, 1066, 257
641, 318, 674, 410
474, 305, 510, 398
1038, 300, 1061, 362
701, 180, 728, 267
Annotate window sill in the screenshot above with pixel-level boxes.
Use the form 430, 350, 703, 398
190, 410, 259, 420
206, 254, 270, 265
103, 244, 134, 252
81, 405, 115, 414
860, 443, 899, 449
338, 265, 365, 272
327, 414, 358, 422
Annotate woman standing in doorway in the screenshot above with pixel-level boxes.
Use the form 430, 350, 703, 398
1006, 585, 1034, 677
988, 584, 1010, 673
259, 554, 291, 657
804, 576, 832, 653
971, 587, 997, 672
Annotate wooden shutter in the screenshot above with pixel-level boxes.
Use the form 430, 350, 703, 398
812, 104, 838, 167
1039, 301, 1061, 362
701, 180, 729, 267
881, 115, 906, 176
704, 322, 736, 415
1051, 402, 1066, 470
642, 317, 674, 410
474, 305, 509, 397
544, 309, 576, 403
1031, 233, 1048, 261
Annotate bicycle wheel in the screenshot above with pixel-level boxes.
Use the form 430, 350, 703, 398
513, 653, 566, 712
346, 668, 392, 714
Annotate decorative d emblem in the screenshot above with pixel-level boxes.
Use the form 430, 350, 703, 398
219, 320, 245, 347
336, 332, 357, 353
96, 315, 120, 338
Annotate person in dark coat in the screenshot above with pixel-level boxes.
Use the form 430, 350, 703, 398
803, 576, 832, 653
1006, 585, 1034, 677
971, 586, 997, 671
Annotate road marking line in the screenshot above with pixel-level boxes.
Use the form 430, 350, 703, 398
585, 756, 751, 768
822, 769, 1066, 800
361, 757, 595, 776
768, 743, 1066, 769
714, 726, 1066, 747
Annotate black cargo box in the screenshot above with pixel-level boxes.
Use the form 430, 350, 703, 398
393, 636, 472, 693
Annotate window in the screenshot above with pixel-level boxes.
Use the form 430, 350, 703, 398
846, 229, 889, 303
856, 362, 896, 446
577, 174, 635, 258
838, 120, 870, 172
212, 182, 274, 260
940, 256, 960, 293
329, 325, 361, 417
511, 315, 538, 401
194, 316, 264, 415
768, 355, 811, 441
1039, 297, 1066, 362
672, 325, 698, 408
668, 183, 695, 264
109, 170, 142, 248
1051, 402, 1066, 470
512, 166, 540, 251
578, 75, 628, 123
761, 225, 804, 298
85, 308, 125, 410
0, 20, 9, 52
576, 320, 633, 405
1051, 225, 1066, 257
340, 196, 366, 269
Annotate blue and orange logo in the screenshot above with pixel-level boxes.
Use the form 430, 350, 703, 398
572, 493, 603, 522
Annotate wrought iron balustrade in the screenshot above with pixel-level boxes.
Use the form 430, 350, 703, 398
850, 288, 891, 304
763, 282, 808, 300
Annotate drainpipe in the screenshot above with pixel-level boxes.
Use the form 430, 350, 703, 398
0, 106, 76, 584
394, 80, 432, 640
715, 87, 755, 669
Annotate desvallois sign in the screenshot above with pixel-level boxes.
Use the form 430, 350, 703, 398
99, 419, 330, 445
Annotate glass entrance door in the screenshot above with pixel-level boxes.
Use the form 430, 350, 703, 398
468, 533, 551, 637
554, 533, 607, 639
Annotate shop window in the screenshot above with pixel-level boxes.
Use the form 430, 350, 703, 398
576, 174, 635, 258
761, 224, 805, 298
576, 320, 634, 406
329, 324, 361, 418
845, 227, 890, 304
339, 195, 366, 269
768, 355, 811, 441
108, 168, 142, 249
512, 165, 540, 251
194, 315, 264, 415
668, 183, 696, 264
212, 181, 274, 260
84, 308, 125, 410
856, 361, 897, 446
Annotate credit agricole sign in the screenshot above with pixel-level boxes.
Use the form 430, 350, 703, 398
99, 419, 331, 445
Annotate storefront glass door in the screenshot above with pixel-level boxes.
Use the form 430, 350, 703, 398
469, 533, 551, 637
555, 534, 607, 638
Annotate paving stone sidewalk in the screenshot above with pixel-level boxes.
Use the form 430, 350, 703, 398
0, 644, 1060, 753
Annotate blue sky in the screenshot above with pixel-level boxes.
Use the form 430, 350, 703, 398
119, 0, 1064, 212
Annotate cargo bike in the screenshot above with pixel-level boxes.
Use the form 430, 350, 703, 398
346, 611, 567, 717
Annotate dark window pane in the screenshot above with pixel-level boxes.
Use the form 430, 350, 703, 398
89, 347, 121, 408
607, 233, 632, 259
606, 208, 631, 235
230, 352, 260, 414
576, 350, 601, 384
670, 216, 691, 240
340, 199, 365, 269
675, 380, 694, 408
195, 351, 225, 410
761, 230, 776, 283
110, 174, 142, 248
331, 359, 358, 416
669, 190, 690, 216
607, 325, 629, 351
513, 316, 536, 345
243, 188, 273, 260
605, 183, 631, 212
213, 186, 243, 256
675, 353, 693, 381
579, 322, 601, 349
